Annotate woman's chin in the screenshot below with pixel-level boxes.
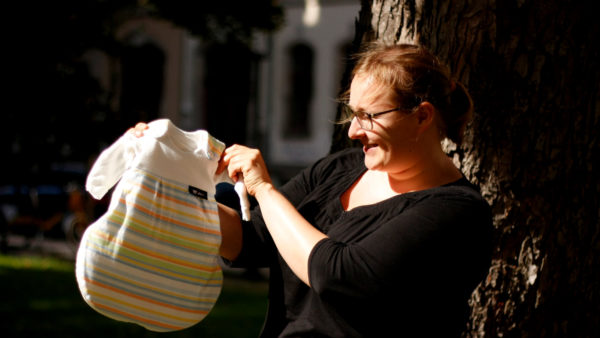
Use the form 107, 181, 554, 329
363, 156, 382, 171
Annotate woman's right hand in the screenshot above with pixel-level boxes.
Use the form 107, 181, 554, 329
219, 144, 273, 197
128, 122, 149, 138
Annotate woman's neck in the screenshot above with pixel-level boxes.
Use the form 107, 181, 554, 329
386, 148, 462, 194
341, 144, 462, 211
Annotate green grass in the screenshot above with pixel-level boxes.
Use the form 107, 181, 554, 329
0, 254, 268, 338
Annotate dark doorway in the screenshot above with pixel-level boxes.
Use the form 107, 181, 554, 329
284, 42, 314, 139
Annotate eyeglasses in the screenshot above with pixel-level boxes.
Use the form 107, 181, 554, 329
342, 103, 413, 130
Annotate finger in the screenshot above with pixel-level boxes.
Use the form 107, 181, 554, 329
222, 144, 258, 181
135, 122, 149, 131
226, 157, 243, 182
221, 144, 246, 166
136, 123, 148, 136
128, 122, 149, 138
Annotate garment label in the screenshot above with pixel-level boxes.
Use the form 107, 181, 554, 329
188, 185, 208, 200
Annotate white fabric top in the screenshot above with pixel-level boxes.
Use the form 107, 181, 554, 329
86, 119, 250, 220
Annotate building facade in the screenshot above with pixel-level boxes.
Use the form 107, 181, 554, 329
84, 0, 360, 183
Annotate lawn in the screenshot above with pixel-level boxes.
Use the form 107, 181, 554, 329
0, 254, 268, 337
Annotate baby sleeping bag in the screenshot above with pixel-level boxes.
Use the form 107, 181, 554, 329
76, 119, 249, 332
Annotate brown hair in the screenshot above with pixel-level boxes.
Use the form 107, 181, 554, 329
344, 42, 474, 145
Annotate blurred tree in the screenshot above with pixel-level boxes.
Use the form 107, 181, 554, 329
331, 1, 599, 337
5, 0, 282, 185
148, 1, 283, 44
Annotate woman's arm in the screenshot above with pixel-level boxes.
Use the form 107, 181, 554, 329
221, 145, 327, 286
253, 184, 327, 285
217, 202, 243, 261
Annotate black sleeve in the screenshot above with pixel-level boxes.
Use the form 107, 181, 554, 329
307, 191, 492, 305
223, 149, 361, 268
278, 148, 361, 205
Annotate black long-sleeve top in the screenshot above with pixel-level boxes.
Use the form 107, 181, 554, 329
224, 147, 492, 337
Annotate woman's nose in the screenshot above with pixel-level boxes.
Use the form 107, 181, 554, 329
347, 117, 365, 139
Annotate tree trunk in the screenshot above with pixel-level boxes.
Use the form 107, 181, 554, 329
331, 1, 600, 336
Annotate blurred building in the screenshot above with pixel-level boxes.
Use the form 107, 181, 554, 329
83, 0, 360, 184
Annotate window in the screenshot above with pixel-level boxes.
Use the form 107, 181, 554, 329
284, 42, 314, 139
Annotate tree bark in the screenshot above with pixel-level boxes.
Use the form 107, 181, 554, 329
332, 1, 600, 336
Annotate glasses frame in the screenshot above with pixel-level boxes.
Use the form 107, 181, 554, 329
343, 104, 414, 130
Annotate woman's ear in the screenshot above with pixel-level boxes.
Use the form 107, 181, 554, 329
416, 102, 436, 127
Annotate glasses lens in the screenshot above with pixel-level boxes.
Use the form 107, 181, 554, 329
355, 112, 372, 130
343, 104, 374, 130
348, 106, 369, 130
363, 115, 373, 130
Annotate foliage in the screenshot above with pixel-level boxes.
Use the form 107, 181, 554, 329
147, 1, 284, 44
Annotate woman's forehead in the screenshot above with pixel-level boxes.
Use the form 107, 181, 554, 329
349, 74, 394, 108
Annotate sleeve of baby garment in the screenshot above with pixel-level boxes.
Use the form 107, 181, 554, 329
85, 133, 137, 200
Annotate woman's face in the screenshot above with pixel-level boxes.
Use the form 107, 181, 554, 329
347, 74, 421, 174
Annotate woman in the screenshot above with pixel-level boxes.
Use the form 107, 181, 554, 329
135, 43, 492, 337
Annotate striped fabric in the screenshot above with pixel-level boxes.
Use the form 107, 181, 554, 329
76, 168, 223, 332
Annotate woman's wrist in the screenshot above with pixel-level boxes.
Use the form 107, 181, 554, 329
254, 182, 276, 201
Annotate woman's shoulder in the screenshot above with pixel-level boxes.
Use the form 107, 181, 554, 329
403, 177, 490, 218
439, 177, 485, 197
317, 147, 364, 170
288, 147, 364, 191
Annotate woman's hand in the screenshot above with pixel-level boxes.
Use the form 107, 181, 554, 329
128, 122, 149, 137
220, 146, 326, 286
218, 145, 273, 197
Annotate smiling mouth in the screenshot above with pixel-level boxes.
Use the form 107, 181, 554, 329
364, 144, 378, 151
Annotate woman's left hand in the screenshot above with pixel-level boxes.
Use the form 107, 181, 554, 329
218, 145, 273, 196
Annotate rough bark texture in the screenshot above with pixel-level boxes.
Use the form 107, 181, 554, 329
331, 1, 600, 336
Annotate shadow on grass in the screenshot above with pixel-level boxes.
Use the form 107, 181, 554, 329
0, 255, 268, 338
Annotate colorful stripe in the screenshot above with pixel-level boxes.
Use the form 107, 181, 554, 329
125, 173, 220, 216
105, 212, 219, 255
89, 231, 221, 275
77, 168, 223, 332
84, 261, 219, 305
207, 134, 225, 160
